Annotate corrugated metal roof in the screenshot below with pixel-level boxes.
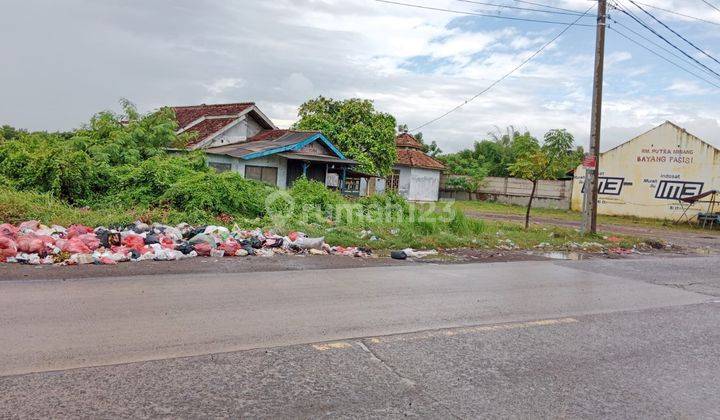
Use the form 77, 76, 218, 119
204, 129, 348, 161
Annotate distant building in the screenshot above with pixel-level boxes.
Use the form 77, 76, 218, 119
571, 121, 720, 220
385, 133, 445, 201
171, 102, 363, 194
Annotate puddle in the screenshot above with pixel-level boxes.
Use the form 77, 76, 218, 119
534, 251, 584, 261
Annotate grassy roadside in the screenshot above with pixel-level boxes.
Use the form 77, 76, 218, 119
1, 189, 646, 253
454, 200, 713, 233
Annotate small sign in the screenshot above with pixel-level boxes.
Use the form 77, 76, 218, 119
582, 154, 597, 169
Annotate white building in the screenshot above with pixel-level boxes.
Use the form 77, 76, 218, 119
385, 133, 445, 202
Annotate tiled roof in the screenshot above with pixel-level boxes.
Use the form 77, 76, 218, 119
397, 148, 445, 170
396, 133, 424, 149
182, 117, 237, 146
172, 102, 254, 128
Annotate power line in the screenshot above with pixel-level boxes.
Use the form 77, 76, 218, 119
512, 0, 588, 14
632, 1, 720, 26
626, 0, 720, 67
701, 0, 720, 13
410, 5, 595, 131
374, 0, 595, 26
608, 26, 720, 89
610, 2, 720, 80
455, 0, 591, 16
609, 16, 720, 80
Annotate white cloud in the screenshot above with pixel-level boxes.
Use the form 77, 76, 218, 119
0, 0, 717, 154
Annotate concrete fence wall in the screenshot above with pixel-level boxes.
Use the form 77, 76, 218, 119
439, 175, 573, 209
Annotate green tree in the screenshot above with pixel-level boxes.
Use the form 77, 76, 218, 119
446, 166, 487, 200
508, 129, 576, 228
294, 96, 397, 176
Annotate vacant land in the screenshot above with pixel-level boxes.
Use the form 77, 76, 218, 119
457, 200, 720, 252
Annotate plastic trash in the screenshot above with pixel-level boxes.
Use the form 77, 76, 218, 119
390, 250, 407, 260
0, 236, 18, 261
292, 236, 325, 250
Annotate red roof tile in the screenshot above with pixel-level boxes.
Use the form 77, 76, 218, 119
396, 133, 424, 149
172, 102, 254, 128
397, 149, 445, 170
183, 117, 237, 146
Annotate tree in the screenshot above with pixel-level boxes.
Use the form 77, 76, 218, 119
294, 96, 397, 176
446, 165, 487, 200
508, 129, 576, 228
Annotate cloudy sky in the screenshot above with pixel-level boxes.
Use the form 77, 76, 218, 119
1, 0, 718, 152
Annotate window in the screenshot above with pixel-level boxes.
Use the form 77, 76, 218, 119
208, 162, 232, 173
386, 170, 400, 192
245, 165, 278, 185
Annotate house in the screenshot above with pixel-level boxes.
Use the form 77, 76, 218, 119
171, 102, 360, 193
385, 133, 445, 201
571, 121, 720, 220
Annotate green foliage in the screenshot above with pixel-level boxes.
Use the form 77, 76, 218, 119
439, 128, 581, 181
293, 96, 397, 176
160, 171, 274, 219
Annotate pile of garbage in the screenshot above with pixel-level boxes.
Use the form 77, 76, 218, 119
0, 220, 372, 265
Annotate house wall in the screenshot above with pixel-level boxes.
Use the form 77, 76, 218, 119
570, 123, 720, 220
206, 154, 289, 189
393, 166, 440, 201
396, 166, 412, 199
207, 114, 266, 147
440, 176, 572, 209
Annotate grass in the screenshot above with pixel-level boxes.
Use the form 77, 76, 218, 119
454, 199, 714, 233
0, 189, 644, 252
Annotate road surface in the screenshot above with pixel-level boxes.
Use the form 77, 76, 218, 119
1, 257, 719, 418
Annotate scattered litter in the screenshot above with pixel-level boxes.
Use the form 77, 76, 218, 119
390, 248, 437, 260
0, 221, 373, 266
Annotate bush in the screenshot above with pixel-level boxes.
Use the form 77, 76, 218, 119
160, 171, 273, 218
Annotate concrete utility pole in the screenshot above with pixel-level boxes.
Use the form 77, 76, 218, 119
582, 0, 607, 235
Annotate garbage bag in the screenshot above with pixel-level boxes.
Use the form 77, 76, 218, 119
293, 236, 324, 250
66, 224, 93, 239
144, 234, 160, 245
193, 242, 212, 256
159, 235, 176, 250
16, 234, 46, 254
175, 242, 195, 255
219, 239, 242, 255
18, 220, 40, 232
0, 236, 18, 261
76, 233, 101, 251
390, 250, 407, 260
189, 233, 216, 247
61, 237, 92, 254
0, 224, 19, 238
122, 234, 146, 251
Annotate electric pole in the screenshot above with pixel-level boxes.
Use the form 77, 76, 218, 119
582, 0, 607, 235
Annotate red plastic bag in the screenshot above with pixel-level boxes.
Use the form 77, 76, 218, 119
110, 245, 132, 255
66, 224, 93, 239
0, 223, 18, 238
288, 232, 299, 242
219, 239, 241, 255
61, 237, 91, 254
16, 234, 46, 254
159, 235, 176, 250
122, 234, 146, 251
99, 257, 118, 265
193, 242, 212, 256
76, 233, 100, 251
0, 236, 18, 261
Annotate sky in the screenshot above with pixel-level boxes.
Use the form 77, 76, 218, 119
1, 0, 719, 152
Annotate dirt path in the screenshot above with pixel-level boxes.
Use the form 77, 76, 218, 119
465, 210, 720, 252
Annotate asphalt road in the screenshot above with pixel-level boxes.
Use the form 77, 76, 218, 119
2, 257, 720, 418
